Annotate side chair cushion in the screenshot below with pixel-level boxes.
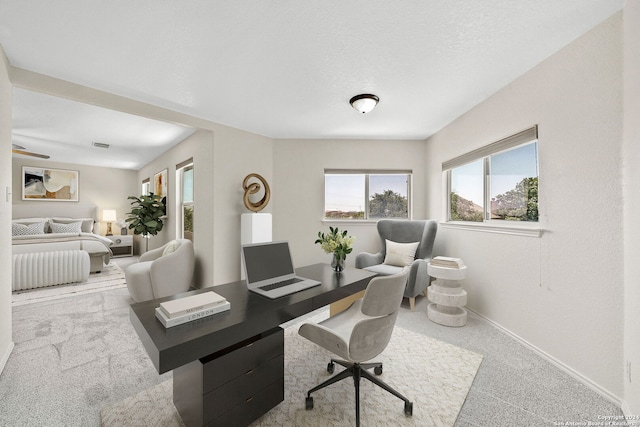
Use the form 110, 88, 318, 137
363, 264, 404, 276
383, 240, 419, 267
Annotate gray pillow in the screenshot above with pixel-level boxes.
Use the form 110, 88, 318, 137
50, 217, 94, 233
49, 221, 83, 234
12, 222, 46, 236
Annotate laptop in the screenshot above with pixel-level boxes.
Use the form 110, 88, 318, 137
241, 241, 321, 299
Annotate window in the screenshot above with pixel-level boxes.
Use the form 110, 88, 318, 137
141, 178, 150, 196
176, 159, 194, 241
444, 126, 538, 223
324, 170, 411, 220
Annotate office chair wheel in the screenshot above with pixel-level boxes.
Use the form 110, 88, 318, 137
404, 401, 413, 416
306, 396, 314, 410
374, 366, 383, 375
327, 362, 335, 374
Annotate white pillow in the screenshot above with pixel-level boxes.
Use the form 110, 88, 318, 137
49, 221, 82, 234
162, 240, 182, 256
383, 240, 419, 267
12, 222, 46, 236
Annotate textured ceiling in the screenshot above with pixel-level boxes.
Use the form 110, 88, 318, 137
0, 1, 624, 169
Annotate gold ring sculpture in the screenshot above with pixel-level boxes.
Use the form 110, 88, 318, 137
242, 173, 271, 212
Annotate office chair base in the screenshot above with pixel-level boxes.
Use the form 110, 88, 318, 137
305, 358, 413, 426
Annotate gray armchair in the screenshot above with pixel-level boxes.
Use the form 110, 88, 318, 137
125, 239, 195, 302
355, 219, 437, 311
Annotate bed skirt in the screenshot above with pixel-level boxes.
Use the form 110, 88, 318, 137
12, 250, 90, 291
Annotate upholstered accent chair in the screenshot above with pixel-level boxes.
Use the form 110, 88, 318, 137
298, 270, 412, 426
355, 219, 438, 311
125, 239, 195, 302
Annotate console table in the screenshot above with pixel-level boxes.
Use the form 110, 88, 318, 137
130, 264, 376, 427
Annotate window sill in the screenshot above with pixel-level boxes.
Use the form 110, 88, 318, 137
321, 219, 380, 226
440, 221, 543, 237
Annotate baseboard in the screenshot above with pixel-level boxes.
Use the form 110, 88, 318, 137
621, 399, 632, 418
0, 341, 15, 376
467, 308, 623, 408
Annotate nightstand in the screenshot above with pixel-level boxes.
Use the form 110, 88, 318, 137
106, 235, 133, 257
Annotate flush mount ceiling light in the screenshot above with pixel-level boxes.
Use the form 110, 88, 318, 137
349, 94, 379, 114
92, 141, 110, 149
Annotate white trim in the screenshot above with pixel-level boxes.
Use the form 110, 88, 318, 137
0, 341, 15, 375
321, 219, 378, 226
441, 221, 543, 237
621, 400, 633, 419
468, 308, 623, 407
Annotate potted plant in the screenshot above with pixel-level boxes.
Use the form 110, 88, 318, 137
126, 194, 165, 252
315, 226, 355, 272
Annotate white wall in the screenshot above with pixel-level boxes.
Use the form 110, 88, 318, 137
425, 13, 623, 400
0, 45, 14, 375
272, 139, 427, 268
136, 125, 272, 288
212, 124, 273, 285
623, 1, 640, 416
11, 157, 137, 235
136, 129, 215, 287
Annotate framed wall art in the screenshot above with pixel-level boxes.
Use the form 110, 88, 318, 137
154, 169, 168, 198
22, 166, 79, 201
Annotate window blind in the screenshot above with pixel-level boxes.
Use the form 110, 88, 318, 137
442, 126, 538, 171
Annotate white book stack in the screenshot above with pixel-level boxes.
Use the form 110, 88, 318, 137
430, 256, 466, 269
155, 291, 230, 328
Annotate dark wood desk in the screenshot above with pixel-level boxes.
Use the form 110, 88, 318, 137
130, 264, 376, 427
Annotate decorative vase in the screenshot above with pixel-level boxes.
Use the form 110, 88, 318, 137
331, 253, 345, 272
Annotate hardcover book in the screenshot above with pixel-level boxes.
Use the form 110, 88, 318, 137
430, 256, 466, 269
155, 301, 231, 328
159, 291, 227, 318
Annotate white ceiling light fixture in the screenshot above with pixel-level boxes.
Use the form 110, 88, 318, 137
350, 94, 379, 114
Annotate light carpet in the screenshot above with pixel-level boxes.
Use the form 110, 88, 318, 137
11, 262, 126, 306
101, 317, 483, 427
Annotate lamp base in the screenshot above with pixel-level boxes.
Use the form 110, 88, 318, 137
106, 223, 113, 236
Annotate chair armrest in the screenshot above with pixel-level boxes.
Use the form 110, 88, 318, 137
139, 245, 164, 262
404, 258, 430, 298
355, 252, 384, 269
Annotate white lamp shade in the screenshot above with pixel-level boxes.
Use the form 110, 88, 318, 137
102, 209, 117, 222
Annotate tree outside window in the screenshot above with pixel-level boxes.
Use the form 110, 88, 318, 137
446, 129, 538, 223
324, 172, 411, 220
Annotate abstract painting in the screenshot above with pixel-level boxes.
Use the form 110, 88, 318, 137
153, 169, 167, 198
22, 166, 79, 201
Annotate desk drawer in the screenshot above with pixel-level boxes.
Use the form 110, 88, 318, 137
202, 327, 283, 393
205, 378, 284, 427
203, 354, 283, 423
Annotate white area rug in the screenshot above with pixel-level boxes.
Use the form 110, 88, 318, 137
101, 317, 483, 427
11, 262, 126, 306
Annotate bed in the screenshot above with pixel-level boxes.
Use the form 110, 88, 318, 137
11, 204, 113, 290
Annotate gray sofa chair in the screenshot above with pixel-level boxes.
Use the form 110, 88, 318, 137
355, 219, 438, 311
125, 239, 195, 302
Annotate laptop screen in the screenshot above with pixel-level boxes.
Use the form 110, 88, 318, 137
242, 241, 295, 284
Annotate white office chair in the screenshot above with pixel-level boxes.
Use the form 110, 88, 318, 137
298, 270, 413, 426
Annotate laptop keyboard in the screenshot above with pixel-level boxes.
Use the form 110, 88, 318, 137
259, 278, 302, 291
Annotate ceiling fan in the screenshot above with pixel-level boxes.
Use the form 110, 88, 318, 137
11, 143, 50, 159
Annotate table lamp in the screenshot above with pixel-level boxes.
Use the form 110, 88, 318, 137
103, 209, 117, 236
